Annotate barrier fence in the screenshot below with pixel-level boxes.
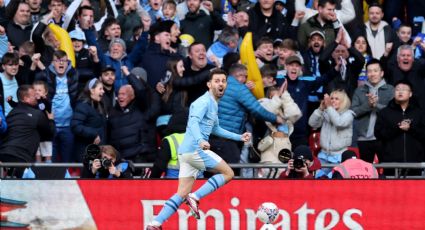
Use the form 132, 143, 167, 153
1, 162, 425, 178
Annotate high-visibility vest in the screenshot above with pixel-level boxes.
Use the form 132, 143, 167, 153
333, 159, 379, 179
164, 133, 185, 170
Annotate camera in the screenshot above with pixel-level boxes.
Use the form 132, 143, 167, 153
100, 157, 112, 168
84, 144, 113, 169
293, 156, 306, 169
84, 144, 101, 164
278, 148, 306, 169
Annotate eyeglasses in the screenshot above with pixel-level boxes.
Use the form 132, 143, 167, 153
53, 59, 68, 64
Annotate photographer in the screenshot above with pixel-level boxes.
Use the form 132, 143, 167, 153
279, 145, 321, 179
81, 145, 133, 179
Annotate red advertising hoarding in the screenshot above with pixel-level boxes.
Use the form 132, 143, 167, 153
2, 180, 424, 229
76, 180, 425, 230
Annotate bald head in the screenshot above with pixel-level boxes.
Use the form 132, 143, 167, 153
117, 85, 135, 108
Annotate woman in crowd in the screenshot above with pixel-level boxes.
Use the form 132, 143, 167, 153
156, 56, 188, 137
353, 35, 372, 87
71, 78, 106, 162
308, 89, 355, 178
85, 145, 133, 179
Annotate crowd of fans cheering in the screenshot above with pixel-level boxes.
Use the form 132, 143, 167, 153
0, 0, 424, 179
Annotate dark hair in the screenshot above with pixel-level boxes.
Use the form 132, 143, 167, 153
265, 86, 279, 98
163, 0, 177, 8
256, 37, 274, 50
19, 41, 35, 57
33, 80, 49, 93
162, 56, 187, 105
188, 42, 205, 54
397, 23, 412, 32
260, 64, 277, 78
100, 18, 120, 38
228, 63, 247, 76
78, 5, 94, 17
53, 50, 68, 59
352, 34, 372, 56
394, 79, 413, 91
278, 38, 299, 51
368, 2, 383, 10
17, 84, 33, 102
209, 68, 228, 81
78, 79, 105, 114
365, 58, 383, 71
5, 0, 29, 20
48, 0, 65, 5
222, 52, 240, 73
318, 0, 336, 7
2, 52, 19, 65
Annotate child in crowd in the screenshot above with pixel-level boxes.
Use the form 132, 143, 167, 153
148, 0, 164, 24
260, 64, 277, 89
161, 0, 180, 27
33, 80, 53, 163
255, 37, 275, 68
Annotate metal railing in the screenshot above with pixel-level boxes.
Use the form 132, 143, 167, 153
1, 162, 425, 178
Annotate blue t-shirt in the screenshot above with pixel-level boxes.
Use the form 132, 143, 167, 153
0, 72, 18, 115
52, 76, 73, 127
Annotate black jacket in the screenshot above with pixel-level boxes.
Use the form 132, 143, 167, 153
248, 2, 296, 47
71, 101, 107, 161
107, 74, 159, 159
381, 58, 425, 109
0, 103, 55, 162
319, 41, 365, 98
180, 9, 227, 48
75, 48, 101, 91
6, 21, 32, 48
375, 100, 425, 163
141, 42, 180, 88
174, 60, 214, 104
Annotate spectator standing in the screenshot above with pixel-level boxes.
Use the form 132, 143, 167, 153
107, 67, 159, 164
0, 85, 54, 177
351, 59, 394, 163
71, 78, 106, 162
247, 0, 298, 46
99, 65, 117, 115
5, 1, 32, 48
375, 80, 425, 176
35, 50, 79, 162
362, 3, 395, 59
297, 0, 340, 50
308, 89, 355, 178
180, 0, 227, 48
0, 52, 20, 115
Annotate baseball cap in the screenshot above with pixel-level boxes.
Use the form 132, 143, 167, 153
130, 67, 148, 82
101, 65, 115, 73
69, 29, 86, 41
309, 30, 325, 39
293, 145, 313, 161
285, 55, 302, 65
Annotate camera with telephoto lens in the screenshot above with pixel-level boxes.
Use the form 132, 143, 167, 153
278, 148, 306, 169
84, 144, 113, 169
84, 144, 101, 164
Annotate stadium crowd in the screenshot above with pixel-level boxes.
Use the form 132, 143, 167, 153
0, 0, 424, 179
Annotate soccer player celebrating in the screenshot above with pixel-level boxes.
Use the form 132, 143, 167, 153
147, 69, 251, 229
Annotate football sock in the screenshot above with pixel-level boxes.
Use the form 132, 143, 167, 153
194, 174, 225, 199
154, 194, 184, 224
